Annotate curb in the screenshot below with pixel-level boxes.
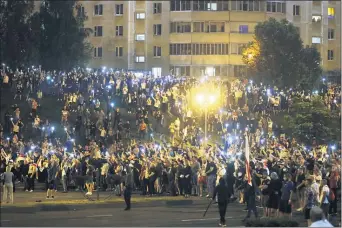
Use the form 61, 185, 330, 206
1, 199, 196, 213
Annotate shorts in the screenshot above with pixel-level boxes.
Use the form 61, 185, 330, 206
279, 199, 292, 214
304, 208, 311, 220
48, 180, 55, 190
198, 176, 207, 185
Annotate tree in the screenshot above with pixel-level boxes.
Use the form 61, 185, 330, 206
31, 1, 92, 70
242, 18, 322, 90
284, 96, 340, 146
0, 0, 34, 68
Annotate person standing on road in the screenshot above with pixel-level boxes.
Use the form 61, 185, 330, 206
123, 164, 133, 211
1, 166, 14, 204
212, 177, 231, 227
46, 159, 57, 199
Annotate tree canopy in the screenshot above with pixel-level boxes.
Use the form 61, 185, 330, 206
284, 96, 340, 146
242, 18, 322, 90
0, 0, 92, 70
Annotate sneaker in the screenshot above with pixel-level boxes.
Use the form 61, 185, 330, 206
219, 223, 222, 226
30, 190, 33, 192
51, 196, 54, 199
46, 196, 50, 199
25, 190, 29, 192
206, 194, 210, 198
85, 192, 91, 196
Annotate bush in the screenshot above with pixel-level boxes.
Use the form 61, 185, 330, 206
245, 219, 299, 227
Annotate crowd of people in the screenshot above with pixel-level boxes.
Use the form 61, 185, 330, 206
0, 66, 340, 226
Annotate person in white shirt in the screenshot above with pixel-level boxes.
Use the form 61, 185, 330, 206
320, 179, 330, 218
310, 206, 333, 227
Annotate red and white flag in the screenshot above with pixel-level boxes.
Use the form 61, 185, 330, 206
245, 135, 252, 186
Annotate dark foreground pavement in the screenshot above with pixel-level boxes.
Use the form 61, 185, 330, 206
3, 197, 334, 227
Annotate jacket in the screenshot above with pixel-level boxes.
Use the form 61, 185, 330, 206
213, 178, 231, 203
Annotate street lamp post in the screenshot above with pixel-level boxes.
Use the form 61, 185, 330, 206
196, 94, 216, 143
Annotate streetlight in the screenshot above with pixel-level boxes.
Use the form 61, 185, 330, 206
196, 93, 216, 142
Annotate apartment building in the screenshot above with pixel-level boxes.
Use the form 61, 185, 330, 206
79, 0, 341, 78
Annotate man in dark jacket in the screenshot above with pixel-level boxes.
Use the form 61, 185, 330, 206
213, 178, 231, 227
123, 164, 133, 211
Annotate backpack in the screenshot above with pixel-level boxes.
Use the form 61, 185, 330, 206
328, 189, 335, 202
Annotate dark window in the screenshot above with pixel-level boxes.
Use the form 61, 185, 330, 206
153, 3, 162, 14
77, 6, 85, 17
94, 4, 103, 15
94, 26, 103, 37
153, 46, 162, 57
293, 5, 300, 16
116, 26, 123, 36
115, 4, 123, 15
115, 47, 123, 57
170, 0, 190, 11
328, 50, 334, 60
153, 24, 162, 35
94, 47, 102, 57
193, 22, 205, 32
328, 28, 335, 40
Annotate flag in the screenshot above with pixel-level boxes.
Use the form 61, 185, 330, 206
245, 135, 252, 186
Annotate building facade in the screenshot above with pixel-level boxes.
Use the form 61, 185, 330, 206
79, 0, 341, 78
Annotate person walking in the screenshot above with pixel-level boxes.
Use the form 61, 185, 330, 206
123, 164, 133, 211
213, 177, 231, 227
1, 166, 14, 204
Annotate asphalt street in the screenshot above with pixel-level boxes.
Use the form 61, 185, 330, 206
1, 199, 312, 227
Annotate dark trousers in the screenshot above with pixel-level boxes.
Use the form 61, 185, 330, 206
28, 176, 35, 191
124, 186, 132, 209
142, 178, 149, 195
218, 201, 228, 224
149, 178, 156, 195
246, 195, 258, 218
329, 188, 337, 214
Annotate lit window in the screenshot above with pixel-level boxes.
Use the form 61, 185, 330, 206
239, 25, 248, 34
152, 67, 162, 77
328, 7, 335, 18
207, 3, 217, 11
312, 16, 322, 22
205, 67, 215, 77
136, 13, 145, 19
136, 34, 145, 41
312, 37, 321, 44
135, 56, 145, 63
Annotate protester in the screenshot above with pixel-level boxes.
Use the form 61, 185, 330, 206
213, 177, 231, 227
310, 206, 333, 227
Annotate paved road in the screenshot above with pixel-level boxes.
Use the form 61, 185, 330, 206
1, 199, 312, 227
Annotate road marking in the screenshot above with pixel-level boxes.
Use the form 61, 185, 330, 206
86, 214, 113, 218
181, 217, 232, 222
